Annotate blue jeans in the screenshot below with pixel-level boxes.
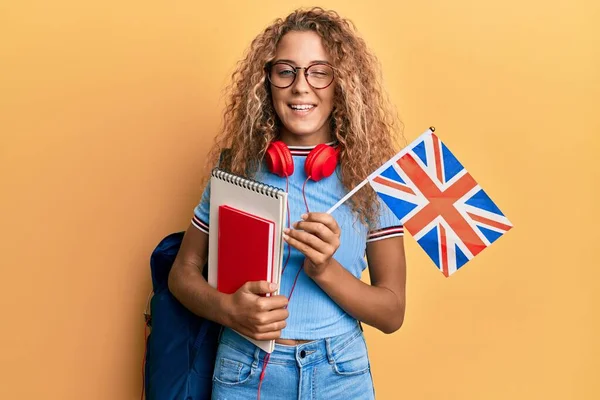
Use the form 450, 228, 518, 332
211, 324, 376, 399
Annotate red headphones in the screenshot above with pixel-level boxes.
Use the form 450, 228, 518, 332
265, 141, 339, 181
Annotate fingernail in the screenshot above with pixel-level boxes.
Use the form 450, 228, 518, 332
270, 283, 278, 290
283, 228, 290, 234
292, 222, 298, 228
301, 213, 308, 220
283, 234, 289, 241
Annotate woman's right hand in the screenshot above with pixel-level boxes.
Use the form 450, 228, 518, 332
223, 281, 289, 341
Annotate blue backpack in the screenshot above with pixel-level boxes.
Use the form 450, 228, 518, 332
144, 231, 221, 400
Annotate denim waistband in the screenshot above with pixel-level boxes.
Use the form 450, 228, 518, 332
218, 323, 364, 367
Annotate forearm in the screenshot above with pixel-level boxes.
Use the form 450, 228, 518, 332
310, 259, 405, 334
168, 261, 232, 327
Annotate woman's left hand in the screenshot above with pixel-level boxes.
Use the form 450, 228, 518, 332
283, 212, 341, 279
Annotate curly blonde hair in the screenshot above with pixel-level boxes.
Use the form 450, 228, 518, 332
204, 7, 404, 226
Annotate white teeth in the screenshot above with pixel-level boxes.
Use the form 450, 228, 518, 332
290, 104, 314, 110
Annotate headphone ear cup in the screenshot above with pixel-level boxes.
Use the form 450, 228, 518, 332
305, 144, 339, 181
266, 141, 294, 177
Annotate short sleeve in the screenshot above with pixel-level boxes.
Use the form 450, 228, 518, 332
190, 149, 232, 234
366, 197, 404, 243
191, 180, 211, 235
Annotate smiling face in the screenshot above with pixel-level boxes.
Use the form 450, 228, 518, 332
269, 30, 336, 146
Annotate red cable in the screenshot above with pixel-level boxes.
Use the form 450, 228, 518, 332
286, 264, 303, 306
302, 177, 311, 214
257, 175, 311, 399
284, 174, 308, 307
257, 353, 271, 400
282, 178, 292, 274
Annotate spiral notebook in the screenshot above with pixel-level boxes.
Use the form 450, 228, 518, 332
207, 168, 288, 353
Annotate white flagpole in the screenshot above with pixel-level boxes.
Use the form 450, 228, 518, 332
325, 127, 434, 215
326, 179, 370, 214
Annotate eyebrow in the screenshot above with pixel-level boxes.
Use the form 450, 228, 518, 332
273, 59, 331, 65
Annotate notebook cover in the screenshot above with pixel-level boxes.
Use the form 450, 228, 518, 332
217, 205, 275, 295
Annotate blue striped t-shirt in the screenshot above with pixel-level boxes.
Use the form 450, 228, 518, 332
191, 143, 403, 340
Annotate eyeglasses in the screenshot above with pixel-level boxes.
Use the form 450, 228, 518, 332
266, 62, 335, 89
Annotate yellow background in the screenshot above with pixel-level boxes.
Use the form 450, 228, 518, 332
1, 0, 598, 399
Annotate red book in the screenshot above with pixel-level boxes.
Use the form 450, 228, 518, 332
217, 205, 275, 295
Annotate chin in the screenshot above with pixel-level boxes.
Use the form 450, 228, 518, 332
282, 116, 327, 135
286, 124, 320, 135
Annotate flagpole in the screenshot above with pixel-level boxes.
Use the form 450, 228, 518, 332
325, 126, 435, 215
325, 179, 370, 214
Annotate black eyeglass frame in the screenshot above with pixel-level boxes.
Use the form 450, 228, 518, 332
265, 61, 336, 90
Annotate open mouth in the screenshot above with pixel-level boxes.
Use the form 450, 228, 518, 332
288, 104, 316, 114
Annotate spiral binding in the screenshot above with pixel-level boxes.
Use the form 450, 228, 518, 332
211, 168, 284, 199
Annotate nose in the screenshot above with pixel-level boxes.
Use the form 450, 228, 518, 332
291, 68, 310, 94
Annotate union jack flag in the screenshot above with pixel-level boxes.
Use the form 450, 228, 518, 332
368, 128, 512, 277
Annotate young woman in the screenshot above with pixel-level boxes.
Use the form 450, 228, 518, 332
168, 7, 407, 399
